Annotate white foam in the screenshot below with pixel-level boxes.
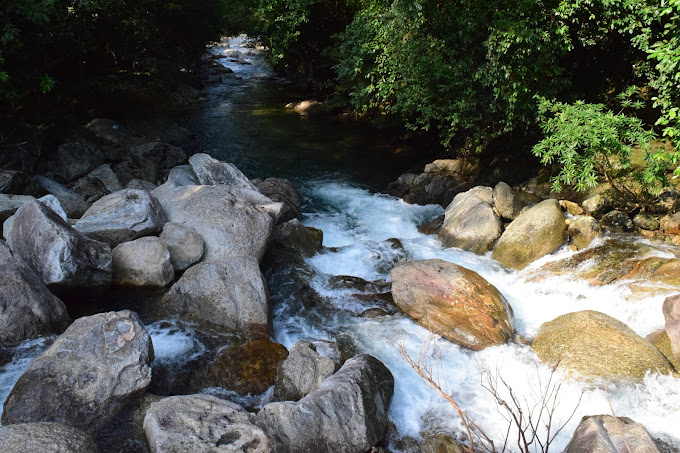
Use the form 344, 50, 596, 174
146, 319, 205, 364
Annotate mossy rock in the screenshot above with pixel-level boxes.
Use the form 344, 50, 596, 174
532, 310, 673, 379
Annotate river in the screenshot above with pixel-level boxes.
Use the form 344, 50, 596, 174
1, 36, 680, 452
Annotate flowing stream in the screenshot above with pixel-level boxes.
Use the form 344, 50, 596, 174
1, 37, 680, 451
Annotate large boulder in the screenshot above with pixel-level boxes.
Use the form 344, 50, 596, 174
532, 310, 673, 379
162, 257, 270, 333
7, 200, 112, 288
493, 181, 525, 220
156, 185, 281, 263
568, 215, 602, 250
150, 164, 199, 202
645, 329, 680, 370
258, 354, 393, 453
3, 195, 66, 244
563, 415, 661, 453
438, 186, 502, 254
112, 237, 174, 287
75, 189, 166, 246
189, 153, 258, 190
71, 164, 123, 202
159, 222, 204, 271
143, 394, 280, 453
0, 422, 98, 453
390, 259, 515, 350
0, 241, 71, 344
255, 177, 302, 223
662, 294, 680, 363
34, 176, 91, 218
274, 341, 337, 402
491, 199, 566, 270
2, 310, 153, 429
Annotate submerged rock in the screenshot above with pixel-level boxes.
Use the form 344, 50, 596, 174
159, 222, 205, 271
274, 341, 337, 402
112, 237, 174, 287
255, 177, 302, 223
144, 394, 280, 453
492, 199, 566, 270
7, 200, 112, 288
390, 259, 515, 350
0, 242, 71, 344
563, 415, 661, 453
75, 189, 166, 246
438, 186, 502, 254
258, 354, 393, 453
2, 310, 153, 430
532, 310, 673, 379
162, 257, 270, 333
0, 422, 98, 453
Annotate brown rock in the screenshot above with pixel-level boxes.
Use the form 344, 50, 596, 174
646, 329, 680, 370
390, 259, 515, 350
662, 294, 680, 364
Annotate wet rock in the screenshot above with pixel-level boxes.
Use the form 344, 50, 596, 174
493, 181, 524, 220
418, 215, 444, 235
0, 422, 98, 453
53, 142, 105, 183
159, 222, 204, 271
255, 177, 301, 223
112, 237, 174, 287
633, 213, 660, 231
568, 215, 602, 250
602, 209, 634, 232
0, 194, 35, 223
156, 185, 281, 263
144, 394, 280, 453
75, 189, 166, 246
162, 257, 270, 333
387, 159, 477, 207
563, 415, 661, 453
2, 310, 153, 429
646, 329, 680, 370
7, 200, 112, 288
559, 199, 584, 216
270, 219, 323, 258
532, 310, 673, 379
663, 212, 680, 235
274, 341, 337, 402
0, 241, 71, 344
34, 176, 91, 218
662, 294, 680, 364
391, 259, 515, 350
126, 178, 157, 191
421, 433, 465, 453
438, 186, 502, 254
194, 338, 288, 395
258, 354, 393, 453
71, 164, 123, 202
492, 199, 566, 270
189, 153, 258, 190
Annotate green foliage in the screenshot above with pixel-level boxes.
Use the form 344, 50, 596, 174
532, 98, 662, 197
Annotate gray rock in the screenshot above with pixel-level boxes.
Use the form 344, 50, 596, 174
3, 196, 65, 245
112, 237, 174, 287
274, 341, 337, 402
162, 257, 269, 333
156, 185, 281, 263
119, 142, 187, 184
492, 199, 566, 270
633, 214, 660, 231
71, 164, 123, 202
662, 294, 680, 364
255, 177, 302, 223
75, 189, 166, 246
34, 176, 91, 218
0, 194, 35, 223
493, 181, 524, 220
438, 186, 502, 254
602, 210, 634, 232
568, 216, 602, 250
0, 422, 98, 453
563, 415, 660, 453
258, 354, 393, 453
126, 178, 157, 191
0, 170, 38, 195
189, 153, 258, 190
144, 394, 280, 453
270, 219, 323, 259
125, 116, 192, 146
7, 200, 112, 288
150, 165, 198, 204
2, 310, 153, 430
581, 193, 612, 216
0, 241, 70, 343
85, 118, 133, 147
159, 222, 204, 271
53, 142, 104, 182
